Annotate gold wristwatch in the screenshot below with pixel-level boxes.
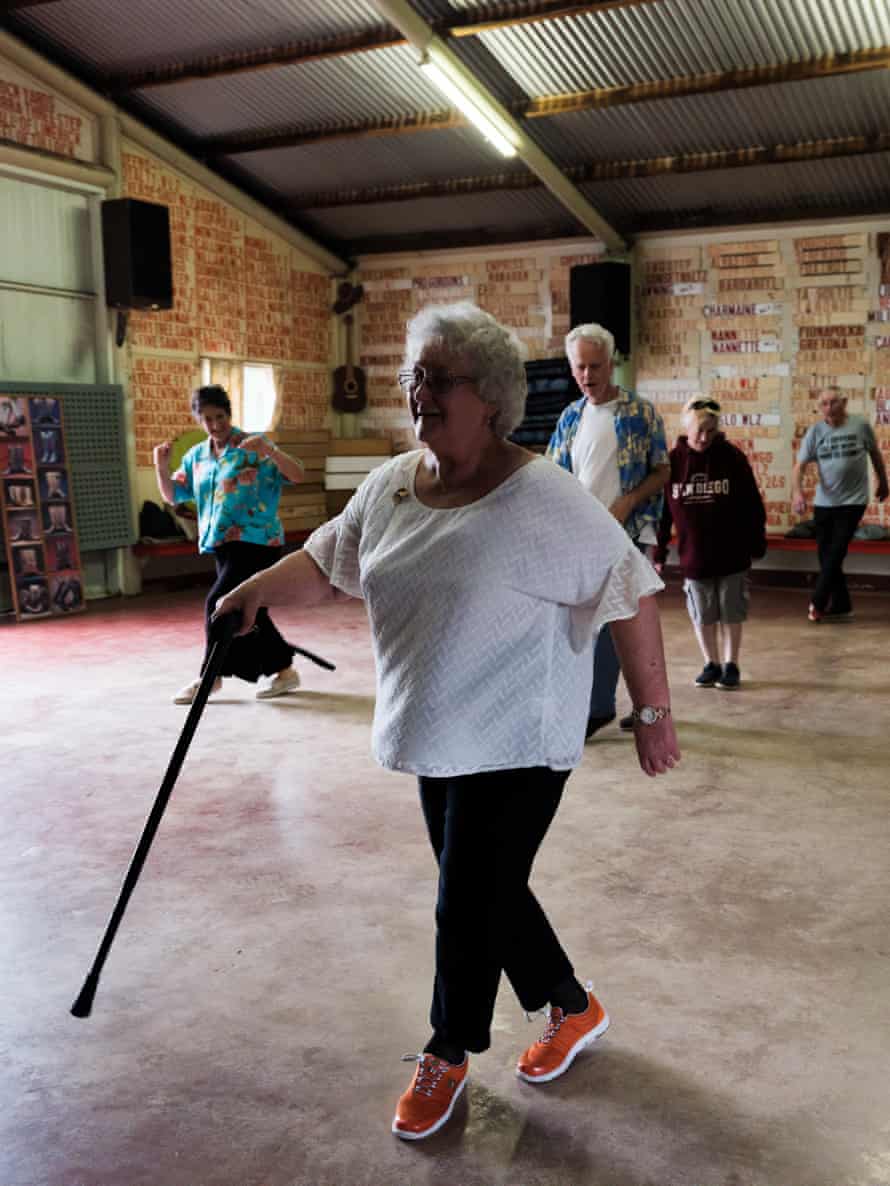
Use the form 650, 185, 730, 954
631, 705, 671, 726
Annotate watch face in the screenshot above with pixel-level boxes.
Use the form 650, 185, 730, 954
639, 706, 658, 725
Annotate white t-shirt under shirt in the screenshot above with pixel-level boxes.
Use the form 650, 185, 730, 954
571, 398, 622, 510
569, 398, 656, 545
305, 451, 662, 778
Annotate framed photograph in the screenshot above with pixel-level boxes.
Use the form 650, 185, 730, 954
17, 577, 51, 617
34, 426, 64, 466
39, 469, 68, 501
0, 397, 28, 439
13, 545, 45, 577
1, 440, 34, 476
8, 510, 40, 545
42, 501, 74, 534
45, 533, 78, 572
50, 573, 83, 614
4, 479, 36, 508
29, 396, 61, 426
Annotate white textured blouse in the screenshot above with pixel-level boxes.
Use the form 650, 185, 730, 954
304, 451, 662, 777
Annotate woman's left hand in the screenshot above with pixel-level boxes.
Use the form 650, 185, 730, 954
240, 434, 273, 458
633, 716, 681, 777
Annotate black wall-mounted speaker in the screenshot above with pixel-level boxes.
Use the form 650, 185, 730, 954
101, 198, 173, 311
569, 260, 631, 357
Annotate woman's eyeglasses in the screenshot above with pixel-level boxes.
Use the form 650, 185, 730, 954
688, 398, 721, 412
397, 368, 476, 397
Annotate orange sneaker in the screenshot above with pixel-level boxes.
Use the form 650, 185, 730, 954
392, 1053, 468, 1140
517, 985, 609, 1083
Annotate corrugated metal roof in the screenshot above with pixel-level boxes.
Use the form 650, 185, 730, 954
300, 184, 578, 240
131, 44, 448, 139
224, 126, 532, 199
6, 0, 890, 255
527, 71, 890, 166
13, 0, 390, 73
579, 151, 890, 228
465, 0, 890, 96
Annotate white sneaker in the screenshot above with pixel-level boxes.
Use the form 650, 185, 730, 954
256, 668, 300, 699
173, 676, 222, 705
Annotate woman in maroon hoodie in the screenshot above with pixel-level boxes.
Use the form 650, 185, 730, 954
653, 398, 766, 690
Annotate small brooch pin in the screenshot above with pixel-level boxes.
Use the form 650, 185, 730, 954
393, 487, 410, 503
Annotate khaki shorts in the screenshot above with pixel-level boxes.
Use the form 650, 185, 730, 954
683, 570, 750, 626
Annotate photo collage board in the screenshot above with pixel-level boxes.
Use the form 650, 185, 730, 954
0, 395, 84, 620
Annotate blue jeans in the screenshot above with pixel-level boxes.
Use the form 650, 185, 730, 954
589, 539, 646, 720
590, 623, 621, 719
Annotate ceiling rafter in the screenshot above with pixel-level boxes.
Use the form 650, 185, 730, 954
106, 27, 403, 92
0, 1, 61, 10
447, 0, 660, 36
524, 47, 890, 116
285, 133, 890, 210
344, 195, 890, 255
106, 0, 664, 92
200, 47, 890, 159
202, 110, 464, 157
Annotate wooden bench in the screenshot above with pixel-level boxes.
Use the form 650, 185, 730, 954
765, 534, 890, 555
132, 532, 313, 589
132, 529, 312, 560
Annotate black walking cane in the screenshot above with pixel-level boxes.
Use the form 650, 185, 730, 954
292, 644, 336, 672
70, 609, 243, 1019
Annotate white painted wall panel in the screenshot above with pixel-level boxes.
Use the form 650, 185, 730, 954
0, 289, 97, 383
0, 175, 94, 292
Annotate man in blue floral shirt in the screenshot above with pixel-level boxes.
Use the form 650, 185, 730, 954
547, 323, 669, 739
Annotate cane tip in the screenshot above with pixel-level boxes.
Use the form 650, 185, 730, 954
70, 974, 98, 1019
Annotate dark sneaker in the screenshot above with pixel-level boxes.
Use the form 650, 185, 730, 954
585, 713, 615, 740
716, 662, 741, 690
823, 609, 854, 622
694, 662, 721, 688
619, 713, 634, 732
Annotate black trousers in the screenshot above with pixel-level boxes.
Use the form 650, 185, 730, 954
812, 504, 866, 614
418, 766, 574, 1054
203, 542, 295, 682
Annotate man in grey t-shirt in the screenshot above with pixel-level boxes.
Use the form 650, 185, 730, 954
791, 387, 888, 622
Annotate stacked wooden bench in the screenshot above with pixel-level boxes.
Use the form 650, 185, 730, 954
269, 427, 330, 536
324, 437, 392, 519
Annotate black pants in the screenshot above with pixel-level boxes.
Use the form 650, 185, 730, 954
812, 504, 866, 614
203, 542, 295, 682
418, 766, 574, 1054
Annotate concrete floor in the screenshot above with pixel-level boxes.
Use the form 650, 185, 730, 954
3, 583, 889, 1186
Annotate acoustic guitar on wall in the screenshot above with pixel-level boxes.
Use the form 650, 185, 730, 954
331, 282, 367, 414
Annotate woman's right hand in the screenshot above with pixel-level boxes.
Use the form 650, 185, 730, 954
153, 440, 172, 467
212, 579, 262, 635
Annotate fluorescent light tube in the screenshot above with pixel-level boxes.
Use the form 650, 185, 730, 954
420, 59, 518, 158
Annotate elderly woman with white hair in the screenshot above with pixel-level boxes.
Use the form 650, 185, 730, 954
653, 396, 767, 689
214, 301, 680, 1141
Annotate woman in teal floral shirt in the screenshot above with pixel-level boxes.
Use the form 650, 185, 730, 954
153, 384, 306, 704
